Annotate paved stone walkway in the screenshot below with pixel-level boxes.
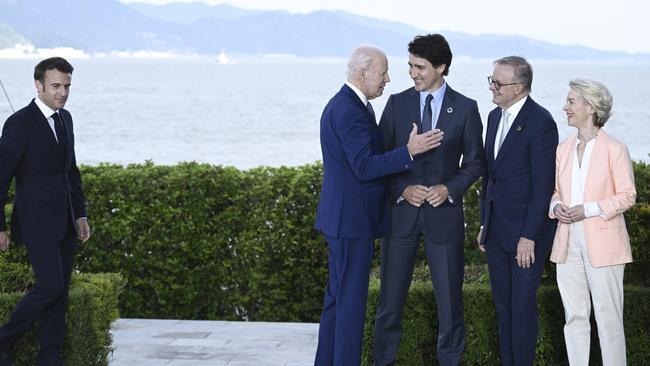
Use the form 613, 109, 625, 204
109, 319, 318, 366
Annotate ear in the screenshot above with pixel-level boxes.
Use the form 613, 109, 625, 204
435, 64, 447, 74
35, 79, 43, 93
515, 83, 525, 95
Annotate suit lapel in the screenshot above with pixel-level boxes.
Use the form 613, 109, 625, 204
559, 136, 576, 205
434, 86, 453, 132
486, 108, 501, 162
583, 130, 608, 201
494, 97, 533, 166
407, 88, 421, 133
59, 110, 74, 170
28, 101, 62, 163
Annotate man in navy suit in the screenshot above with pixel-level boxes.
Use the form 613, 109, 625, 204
373, 34, 484, 366
0, 57, 91, 366
477, 56, 558, 365
314, 45, 443, 366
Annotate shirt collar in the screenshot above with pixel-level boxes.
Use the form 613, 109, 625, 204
345, 81, 369, 106
503, 95, 527, 119
34, 96, 58, 119
419, 81, 446, 106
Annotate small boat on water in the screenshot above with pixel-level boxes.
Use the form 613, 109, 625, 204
217, 49, 229, 64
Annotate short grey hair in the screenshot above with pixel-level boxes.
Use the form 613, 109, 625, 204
494, 56, 533, 92
569, 78, 613, 127
346, 45, 386, 79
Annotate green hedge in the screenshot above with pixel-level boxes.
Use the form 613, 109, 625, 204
76, 162, 327, 321
362, 266, 650, 365
0, 258, 125, 365
2, 160, 648, 321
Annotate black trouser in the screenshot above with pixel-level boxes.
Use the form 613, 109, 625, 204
374, 213, 466, 366
0, 224, 76, 365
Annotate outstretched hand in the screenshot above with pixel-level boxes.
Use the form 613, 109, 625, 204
407, 124, 443, 156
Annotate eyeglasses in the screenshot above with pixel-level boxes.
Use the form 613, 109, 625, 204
487, 76, 519, 90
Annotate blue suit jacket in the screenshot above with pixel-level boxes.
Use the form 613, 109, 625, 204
0, 99, 87, 244
379, 85, 485, 243
315, 85, 412, 239
480, 96, 558, 252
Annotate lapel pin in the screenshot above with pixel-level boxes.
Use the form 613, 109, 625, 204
516, 125, 522, 132
447, 107, 453, 114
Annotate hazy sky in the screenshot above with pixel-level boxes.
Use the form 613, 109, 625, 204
120, 0, 650, 54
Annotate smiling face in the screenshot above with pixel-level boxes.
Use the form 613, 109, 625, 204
489, 63, 525, 109
563, 88, 595, 128
35, 69, 71, 110
408, 54, 446, 93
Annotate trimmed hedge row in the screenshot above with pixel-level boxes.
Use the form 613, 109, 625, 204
77, 162, 326, 321
2, 160, 648, 321
0, 258, 125, 365
362, 267, 650, 365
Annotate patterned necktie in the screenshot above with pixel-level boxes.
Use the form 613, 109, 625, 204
495, 110, 510, 158
422, 94, 434, 132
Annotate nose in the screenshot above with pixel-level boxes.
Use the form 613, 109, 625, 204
385, 73, 390, 83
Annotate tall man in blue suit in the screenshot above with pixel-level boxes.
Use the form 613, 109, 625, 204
373, 34, 485, 366
477, 56, 558, 365
314, 45, 444, 366
0, 57, 91, 366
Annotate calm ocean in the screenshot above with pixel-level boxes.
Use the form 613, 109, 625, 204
1, 58, 648, 168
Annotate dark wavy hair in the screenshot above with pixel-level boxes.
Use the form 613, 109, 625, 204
34, 57, 74, 83
408, 34, 452, 76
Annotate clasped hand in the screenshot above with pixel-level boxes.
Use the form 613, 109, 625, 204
553, 203, 585, 224
403, 184, 449, 208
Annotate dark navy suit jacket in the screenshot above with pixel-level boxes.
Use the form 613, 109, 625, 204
0, 99, 86, 244
315, 85, 413, 239
379, 85, 485, 243
480, 96, 558, 251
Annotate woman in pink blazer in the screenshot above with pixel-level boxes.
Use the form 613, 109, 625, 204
549, 78, 636, 366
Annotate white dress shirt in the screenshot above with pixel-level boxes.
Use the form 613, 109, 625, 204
419, 82, 447, 130
494, 95, 527, 157
34, 96, 61, 143
550, 138, 603, 217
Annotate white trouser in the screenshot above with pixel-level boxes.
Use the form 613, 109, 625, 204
556, 221, 626, 366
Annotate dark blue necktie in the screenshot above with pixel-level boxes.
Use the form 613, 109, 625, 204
52, 112, 67, 158
422, 94, 433, 132
367, 102, 376, 123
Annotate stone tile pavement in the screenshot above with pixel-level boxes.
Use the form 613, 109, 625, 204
109, 319, 318, 366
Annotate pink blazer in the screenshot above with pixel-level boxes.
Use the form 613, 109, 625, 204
549, 130, 636, 267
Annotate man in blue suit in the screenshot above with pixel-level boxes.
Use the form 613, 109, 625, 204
373, 34, 485, 366
314, 45, 444, 366
0, 57, 91, 366
478, 56, 558, 365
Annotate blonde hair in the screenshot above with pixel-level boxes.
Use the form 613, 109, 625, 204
569, 78, 613, 127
